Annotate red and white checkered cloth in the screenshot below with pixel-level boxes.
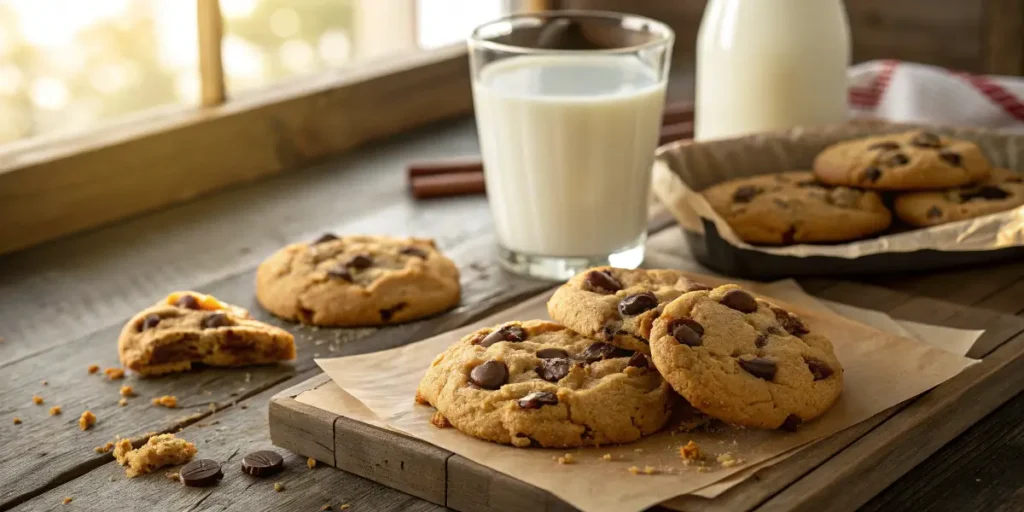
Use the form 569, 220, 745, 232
849, 60, 1024, 133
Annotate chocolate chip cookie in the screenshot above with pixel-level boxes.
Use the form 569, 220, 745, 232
547, 267, 712, 353
256, 234, 460, 326
701, 171, 892, 245
415, 320, 672, 447
813, 130, 991, 190
649, 285, 843, 430
118, 292, 296, 376
894, 168, 1024, 227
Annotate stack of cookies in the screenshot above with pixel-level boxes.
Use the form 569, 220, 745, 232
701, 130, 1024, 245
416, 267, 844, 448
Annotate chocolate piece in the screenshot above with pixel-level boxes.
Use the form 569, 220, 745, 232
200, 313, 232, 329
379, 302, 407, 322
961, 185, 1010, 201
536, 348, 569, 359
399, 246, 429, 259
669, 318, 704, 347
754, 334, 768, 348
805, 358, 834, 380
911, 131, 942, 148
618, 292, 659, 316
345, 254, 374, 269
683, 281, 713, 292
313, 233, 339, 245
868, 141, 900, 151
926, 206, 943, 219
585, 270, 622, 294
469, 360, 508, 390
627, 353, 650, 368
738, 357, 777, 381
781, 225, 797, 245
179, 459, 223, 487
780, 414, 803, 432
862, 167, 883, 182
720, 289, 758, 313
241, 450, 284, 477
772, 307, 809, 336
581, 342, 631, 363
478, 324, 527, 347
732, 185, 763, 203
174, 294, 201, 310
517, 391, 558, 409
141, 314, 162, 331
881, 151, 910, 167
939, 151, 961, 166
537, 358, 570, 382
326, 266, 352, 281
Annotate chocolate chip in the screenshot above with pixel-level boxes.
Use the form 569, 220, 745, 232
585, 270, 622, 294
738, 357, 777, 381
313, 233, 339, 245
911, 131, 942, 148
201, 313, 232, 329
1006, 175, 1023, 183
517, 391, 558, 409
537, 358, 570, 382
345, 254, 374, 269
962, 185, 1010, 201
732, 185, 763, 203
581, 342, 631, 363
179, 459, 223, 487
669, 318, 704, 347
174, 295, 200, 310
379, 302, 407, 322
720, 289, 758, 313
939, 151, 961, 166
780, 414, 803, 432
399, 246, 429, 259
754, 334, 768, 348
470, 360, 508, 390
536, 348, 569, 359
926, 206, 943, 219
327, 266, 352, 281
627, 353, 650, 368
881, 151, 910, 167
618, 292, 659, 316
478, 325, 527, 347
805, 358, 834, 380
868, 141, 900, 151
862, 167, 883, 182
241, 450, 284, 477
772, 307, 809, 336
683, 281, 712, 292
781, 226, 797, 245
141, 314, 162, 331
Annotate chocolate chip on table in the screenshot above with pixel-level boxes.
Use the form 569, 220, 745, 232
881, 151, 910, 167
581, 342, 631, 363
584, 269, 622, 294
939, 151, 962, 166
327, 266, 352, 281
241, 450, 285, 477
312, 233, 339, 245
517, 391, 558, 409
772, 307, 809, 336
862, 167, 883, 183
470, 360, 508, 390
537, 358, 571, 382
140, 314, 162, 331
805, 358, 834, 380
345, 253, 374, 269
732, 185, 763, 203
926, 206, 943, 219
669, 318, 704, 347
536, 348, 569, 359
720, 289, 758, 313
868, 141, 900, 151
379, 303, 407, 322
961, 185, 1010, 201
911, 131, 942, 148
780, 414, 803, 432
399, 246, 429, 259
179, 459, 223, 487
201, 313, 232, 329
478, 324, 527, 347
618, 292, 659, 316
173, 294, 200, 310
738, 357, 777, 381
627, 353, 650, 368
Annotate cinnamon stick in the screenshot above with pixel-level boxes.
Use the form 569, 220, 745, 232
409, 172, 486, 199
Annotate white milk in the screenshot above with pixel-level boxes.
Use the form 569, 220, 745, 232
472, 55, 666, 257
694, 0, 851, 141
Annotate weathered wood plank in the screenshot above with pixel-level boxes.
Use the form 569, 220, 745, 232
447, 456, 577, 512
861, 260, 1024, 307
974, 278, 1024, 316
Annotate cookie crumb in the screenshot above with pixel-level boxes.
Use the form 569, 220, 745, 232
62, 497, 73, 505
88, 364, 99, 374
601, 453, 612, 461
118, 398, 128, 407
50, 406, 62, 416
557, 453, 575, 465
114, 433, 196, 477
627, 466, 641, 474
680, 440, 704, 462
208, 403, 217, 413
94, 442, 115, 453
633, 448, 644, 453
165, 471, 179, 480
643, 466, 658, 475
320, 504, 332, 511
244, 372, 252, 383
430, 411, 451, 428
32, 395, 44, 405
274, 482, 285, 492
339, 505, 350, 510
717, 452, 742, 468
104, 367, 125, 380
307, 457, 317, 469
12, 417, 21, 425
79, 410, 97, 431
151, 395, 178, 408
697, 466, 712, 473
120, 385, 136, 397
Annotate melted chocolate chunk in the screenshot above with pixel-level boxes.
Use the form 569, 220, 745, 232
518, 391, 558, 409
581, 342, 631, 363
780, 414, 803, 432
174, 294, 201, 310
327, 266, 352, 281
683, 281, 713, 292
771, 307, 809, 336
140, 313, 162, 331
805, 358, 834, 380
627, 353, 650, 368
720, 289, 758, 313
961, 185, 1010, 201
926, 205, 943, 219
585, 270, 622, 294
781, 226, 797, 245
313, 233, 339, 245
911, 131, 942, 148
754, 334, 768, 348
537, 358, 571, 382
732, 185, 763, 203
669, 318, 704, 347
478, 324, 528, 347
618, 292, 659, 316
469, 361, 508, 390
881, 151, 910, 167
536, 348, 569, 359
379, 302, 407, 322
399, 246, 429, 259
738, 357, 777, 381
868, 141, 900, 151
862, 167, 883, 183
939, 151, 961, 166
345, 253, 374, 269
200, 313, 232, 329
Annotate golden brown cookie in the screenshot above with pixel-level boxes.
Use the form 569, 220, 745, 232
701, 171, 892, 245
649, 285, 843, 430
255, 234, 460, 326
416, 320, 672, 447
894, 168, 1024, 227
813, 130, 990, 190
118, 291, 296, 376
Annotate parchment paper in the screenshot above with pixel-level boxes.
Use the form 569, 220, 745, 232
315, 271, 976, 512
651, 122, 1024, 258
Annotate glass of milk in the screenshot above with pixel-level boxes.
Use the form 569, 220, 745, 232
469, 11, 673, 281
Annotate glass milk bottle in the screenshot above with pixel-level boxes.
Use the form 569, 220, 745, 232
694, 0, 851, 141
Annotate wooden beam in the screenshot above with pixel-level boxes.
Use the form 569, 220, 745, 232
982, 0, 1024, 75
197, 0, 226, 106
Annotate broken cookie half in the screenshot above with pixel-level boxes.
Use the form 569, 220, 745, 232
118, 291, 296, 376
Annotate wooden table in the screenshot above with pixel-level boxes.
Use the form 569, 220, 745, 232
1, 117, 1022, 512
